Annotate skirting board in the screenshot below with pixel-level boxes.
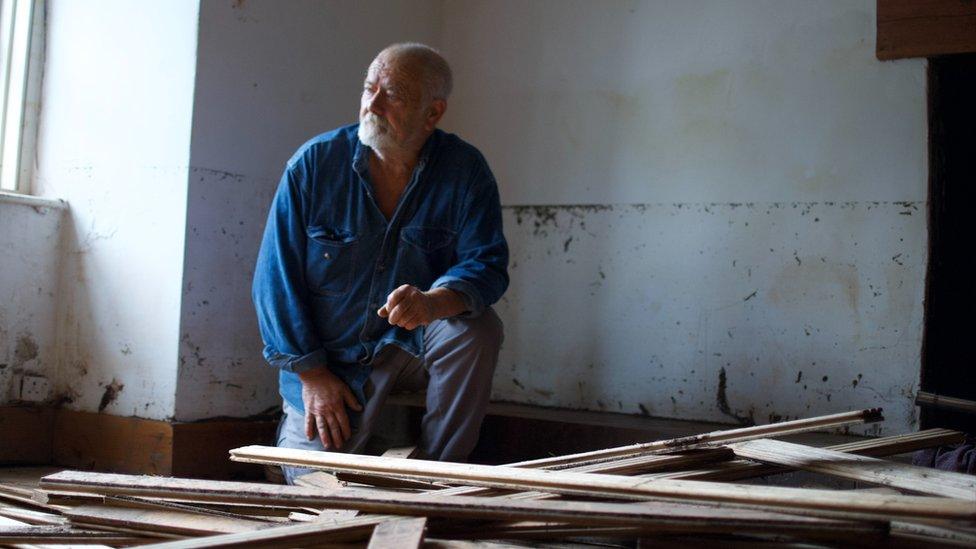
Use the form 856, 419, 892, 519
0, 406, 277, 479
2, 401, 869, 479
0, 406, 55, 464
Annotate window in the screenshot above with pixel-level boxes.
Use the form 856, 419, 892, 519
0, 0, 43, 194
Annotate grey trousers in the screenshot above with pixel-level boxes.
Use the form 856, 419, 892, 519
276, 307, 503, 484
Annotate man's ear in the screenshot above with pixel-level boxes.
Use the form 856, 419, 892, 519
425, 99, 447, 131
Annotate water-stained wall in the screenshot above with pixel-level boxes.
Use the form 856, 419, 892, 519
443, 0, 926, 433
23, 1, 925, 432
31, 0, 200, 419
0, 197, 65, 406
172, 0, 926, 432
496, 202, 923, 433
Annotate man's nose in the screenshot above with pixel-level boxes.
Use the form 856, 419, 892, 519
366, 90, 384, 114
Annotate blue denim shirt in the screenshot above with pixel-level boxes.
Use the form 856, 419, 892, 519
252, 124, 509, 413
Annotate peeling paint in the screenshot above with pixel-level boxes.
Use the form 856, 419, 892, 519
493, 199, 923, 434
715, 367, 755, 425
13, 335, 39, 366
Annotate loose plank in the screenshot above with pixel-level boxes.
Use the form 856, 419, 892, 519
222, 449, 975, 520
916, 391, 976, 416
510, 408, 884, 469
134, 515, 384, 548
0, 524, 143, 545
65, 504, 269, 536
648, 428, 965, 482
85, 484, 884, 547
425, 428, 962, 505
367, 517, 427, 549
729, 438, 976, 501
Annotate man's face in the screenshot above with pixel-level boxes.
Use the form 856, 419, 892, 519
358, 54, 430, 153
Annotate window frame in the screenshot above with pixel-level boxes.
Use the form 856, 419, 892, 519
0, 0, 44, 195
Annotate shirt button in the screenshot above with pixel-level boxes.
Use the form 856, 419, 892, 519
323, 252, 331, 259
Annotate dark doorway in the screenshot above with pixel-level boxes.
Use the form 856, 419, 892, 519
921, 54, 976, 433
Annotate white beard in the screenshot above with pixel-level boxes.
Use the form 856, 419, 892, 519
358, 113, 399, 151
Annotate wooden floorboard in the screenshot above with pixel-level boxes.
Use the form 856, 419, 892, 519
730, 438, 976, 501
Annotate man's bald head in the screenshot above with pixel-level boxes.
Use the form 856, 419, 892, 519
371, 43, 453, 102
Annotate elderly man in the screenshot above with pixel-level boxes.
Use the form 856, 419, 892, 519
252, 43, 508, 483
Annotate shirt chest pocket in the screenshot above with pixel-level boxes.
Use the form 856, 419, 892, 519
306, 226, 359, 297
399, 226, 456, 278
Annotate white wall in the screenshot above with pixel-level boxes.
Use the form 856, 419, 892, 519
22, 0, 927, 433
174, 0, 443, 420
441, 0, 926, 433
32, 0, 199, 419
0, 196, 65, 405
172, 0, 927, 432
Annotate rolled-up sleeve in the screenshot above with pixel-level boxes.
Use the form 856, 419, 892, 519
430, 158, 509, 317
252, 160, 326, 374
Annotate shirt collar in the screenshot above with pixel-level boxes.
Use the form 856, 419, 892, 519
352, 127, 440, 175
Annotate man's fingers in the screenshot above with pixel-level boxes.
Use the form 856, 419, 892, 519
325, 413, 345, 449
316, 417, 333, 449
377, 303, 389, 317
398, 309, 423, 330
384, 285, 408, 310
384, 285, 416, 320
387, 303, 406, 325
305, 411, 315, 441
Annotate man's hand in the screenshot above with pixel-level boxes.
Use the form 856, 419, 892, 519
378, 285, 467, 330
298, 367, 362, 449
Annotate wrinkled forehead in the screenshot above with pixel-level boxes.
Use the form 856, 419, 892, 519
366, 53, 423, 91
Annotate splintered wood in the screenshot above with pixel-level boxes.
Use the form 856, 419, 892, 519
2, 409, 972, 547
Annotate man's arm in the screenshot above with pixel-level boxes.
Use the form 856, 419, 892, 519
252, 162, 361, 450
379, 156, 509, 329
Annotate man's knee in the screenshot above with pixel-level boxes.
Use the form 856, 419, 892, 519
439, 307, 503, 349
471, 306, 504, 349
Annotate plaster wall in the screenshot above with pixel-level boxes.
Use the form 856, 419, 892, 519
32, 0, 199, 419
442, 0, 926, 433
166, 0, 924, 432
0, 197, 65, 405
175, 0, 443, 420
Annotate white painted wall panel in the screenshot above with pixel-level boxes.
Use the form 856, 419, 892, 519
431, 0, 927, 433
441, 0, 925, 205
0, 198, 64, 405
496, 201, 924, 433
169, 0, 927, 432
32, 0, 199, 419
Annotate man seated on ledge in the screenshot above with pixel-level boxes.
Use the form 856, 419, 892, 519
252, 43, 509, 484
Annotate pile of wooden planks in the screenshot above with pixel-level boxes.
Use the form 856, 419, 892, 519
2, 408, 974, 547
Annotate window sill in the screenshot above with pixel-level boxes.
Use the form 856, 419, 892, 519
0, 191, 67, 210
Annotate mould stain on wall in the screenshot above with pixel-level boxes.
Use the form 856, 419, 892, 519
98, 378, 125, 412
13, 335, 39, 366
494, 199, 925, 434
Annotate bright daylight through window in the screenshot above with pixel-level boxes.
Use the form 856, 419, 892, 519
0, 0, 42, 194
